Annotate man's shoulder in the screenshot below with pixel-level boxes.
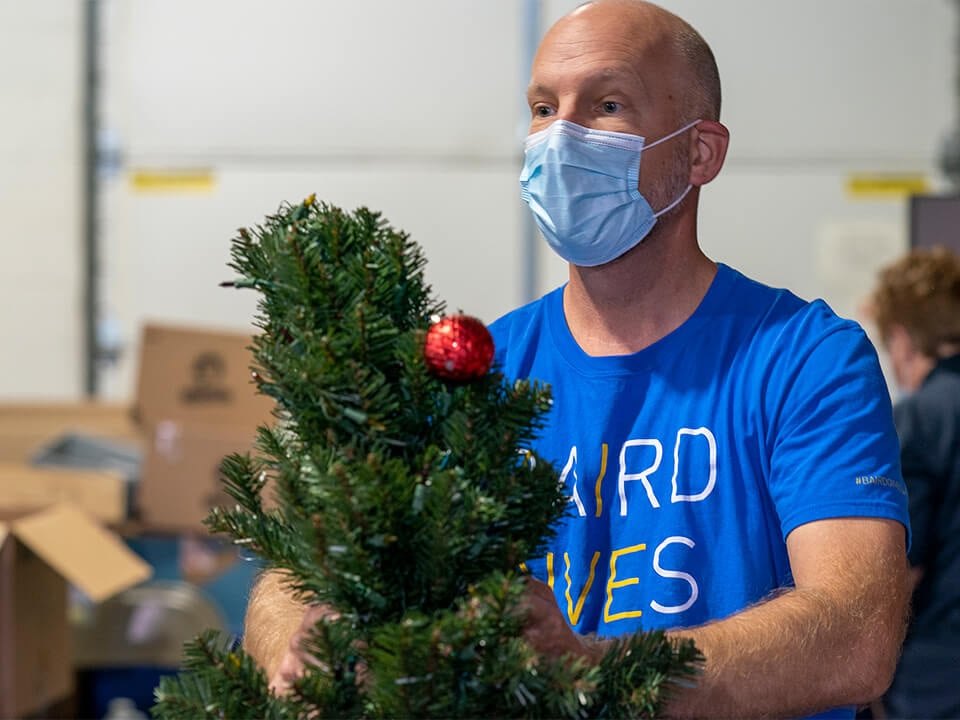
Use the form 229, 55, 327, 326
896, 356, 960, 429
926, 355, 960, 393
713, 264, 863, 343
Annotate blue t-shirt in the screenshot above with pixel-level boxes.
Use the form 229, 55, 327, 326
490, 264, 909, 716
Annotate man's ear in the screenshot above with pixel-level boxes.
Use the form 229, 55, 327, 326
689, 120, 729, 187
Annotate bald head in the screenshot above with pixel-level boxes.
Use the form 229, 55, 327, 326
553, 0, 721, 122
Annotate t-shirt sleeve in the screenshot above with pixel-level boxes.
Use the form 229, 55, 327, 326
764, 316, 911, 545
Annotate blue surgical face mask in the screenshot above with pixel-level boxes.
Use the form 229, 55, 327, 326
519, 119, 700, 267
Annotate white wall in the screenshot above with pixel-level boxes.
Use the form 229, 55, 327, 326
0, 2, 84, 399
97, 0, 531, 399
1, 0, 955, 400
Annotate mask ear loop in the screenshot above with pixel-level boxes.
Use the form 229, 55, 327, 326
644, 119, 701, 217
652, 184, 693, 218
643, 119, 702, 150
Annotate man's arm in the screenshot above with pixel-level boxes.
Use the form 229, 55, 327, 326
244, 571, 353, 693
523, 516, 910, 719
664, 517, 909, 718
243, 570, 311, 682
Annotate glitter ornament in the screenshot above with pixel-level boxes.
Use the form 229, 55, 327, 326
423, 314, 495, 382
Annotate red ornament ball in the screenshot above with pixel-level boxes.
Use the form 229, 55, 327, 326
423, 314, 495, 383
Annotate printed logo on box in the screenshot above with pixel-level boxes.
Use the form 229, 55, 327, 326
181, 352, 233, 404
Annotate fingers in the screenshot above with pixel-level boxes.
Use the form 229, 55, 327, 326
269, 645, 316, 694
520, 577, 606, 663
269, 604, 337, 695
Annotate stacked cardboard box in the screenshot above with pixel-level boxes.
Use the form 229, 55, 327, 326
0, 402, 141, 467
0, 402, 150, 716
0, 321, 274, 716
0, 323, 274, 535
133, 323, 275, 533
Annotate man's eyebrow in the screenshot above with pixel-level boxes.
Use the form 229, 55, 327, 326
527, 68, 639, 99
526, 83, 553, 99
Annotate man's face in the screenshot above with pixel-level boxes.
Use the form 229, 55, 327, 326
884, 325, 915, 393
883, 323, 931, 393
526, 6, 692, 211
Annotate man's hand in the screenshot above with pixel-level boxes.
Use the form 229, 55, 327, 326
243, 571, 325, 689
269, 604, 338, 694
520, 578, 607, 664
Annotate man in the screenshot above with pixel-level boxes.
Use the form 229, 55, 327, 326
865, 247, 960, 719
245, 2, 911, 717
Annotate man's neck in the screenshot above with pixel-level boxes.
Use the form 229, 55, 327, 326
562, 232, 717, 357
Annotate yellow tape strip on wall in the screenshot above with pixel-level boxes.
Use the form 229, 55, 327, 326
846, 174, 930, 199
130, 169, 216, 193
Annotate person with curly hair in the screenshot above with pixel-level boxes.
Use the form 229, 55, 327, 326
866, 245, 960, 718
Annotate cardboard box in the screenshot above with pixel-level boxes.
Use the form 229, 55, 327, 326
0, 402, 140, 465
134, 323, 273, 430
0, 402, 142, 533
0, 504, 152, 718
137, 421, 259, 534
0, 463, 128, 526
133, 323, 274, 534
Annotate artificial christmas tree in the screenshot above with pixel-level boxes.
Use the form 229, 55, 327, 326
152, 196, 701, 719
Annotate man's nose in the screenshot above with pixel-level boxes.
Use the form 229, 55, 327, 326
554, 104, 590, 128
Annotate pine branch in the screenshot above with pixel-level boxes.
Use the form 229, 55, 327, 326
153, 630, 291, 720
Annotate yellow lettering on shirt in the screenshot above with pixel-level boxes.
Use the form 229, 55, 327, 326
564, 551, 600, 625
604, 543, 647, 622
594, 442, 608, 517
